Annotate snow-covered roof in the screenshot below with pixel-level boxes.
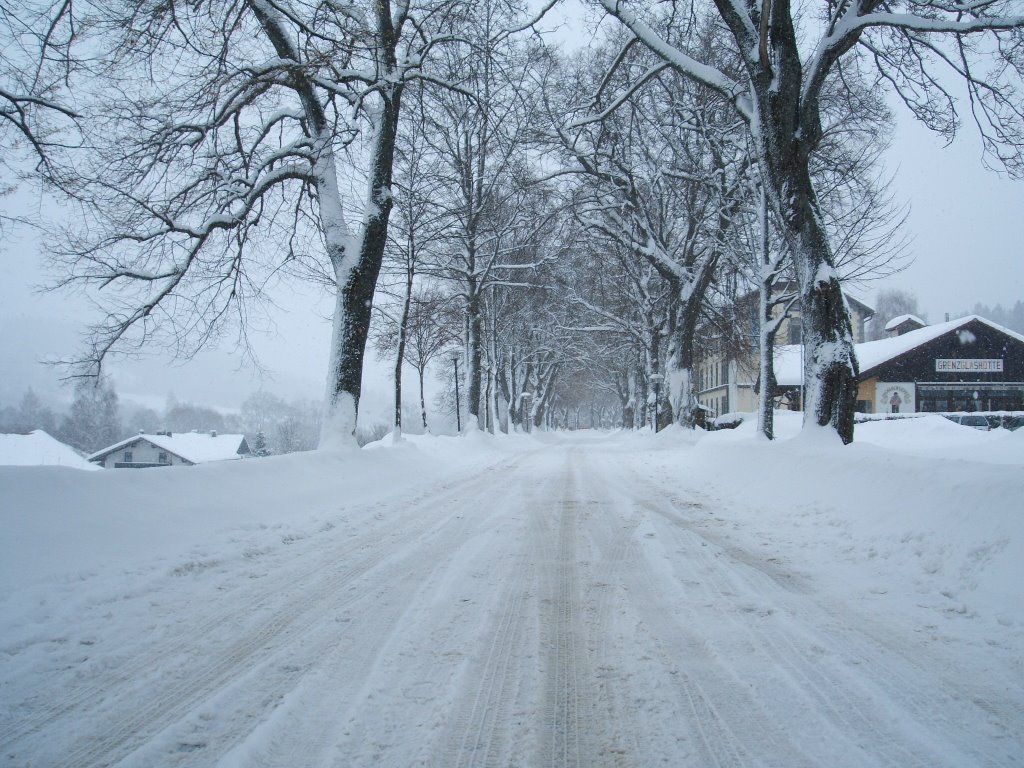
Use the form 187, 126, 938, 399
772, 315, 1024, 386
858, 315, 1024, 375
884, 313, 926, 331
88, 432, 249, 464
0, 430, 99, 470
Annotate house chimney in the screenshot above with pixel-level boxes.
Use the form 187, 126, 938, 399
945, 313, 950, 322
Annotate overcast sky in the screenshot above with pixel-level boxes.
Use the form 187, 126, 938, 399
2, 6, 1023, 416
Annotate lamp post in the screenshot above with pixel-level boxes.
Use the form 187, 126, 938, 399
650, 373, 664, 433
452, 353, 462, 433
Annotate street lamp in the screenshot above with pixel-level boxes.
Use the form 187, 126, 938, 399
649, 373, 664, 432
451, 353, 462, 432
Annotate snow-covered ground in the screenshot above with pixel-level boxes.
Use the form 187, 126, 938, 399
1, 417, 1021, 766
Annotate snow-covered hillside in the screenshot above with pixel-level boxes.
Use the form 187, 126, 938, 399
1, 419, 1021, 766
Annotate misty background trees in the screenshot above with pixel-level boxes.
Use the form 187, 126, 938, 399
0, 382, 326, 455
4, 0, 1024, 446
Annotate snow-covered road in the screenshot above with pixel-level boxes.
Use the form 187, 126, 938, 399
2, 432, 1022, 766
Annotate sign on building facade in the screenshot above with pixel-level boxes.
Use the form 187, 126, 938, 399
875, 382, 916, 415
935, 359, 1004, 373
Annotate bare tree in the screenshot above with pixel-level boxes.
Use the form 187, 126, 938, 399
46, 0, 468, 447
58, 375, 121, 453
374, 82, 451, 439
373, 287, 460, 432
869, 288, 923, 340
546, 31, 751, 428
417, 0, 554, 430
0, 1, 78, 181
596, 0, 1024, 443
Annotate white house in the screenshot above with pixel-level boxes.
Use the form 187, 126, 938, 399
88, 431, 251, 469
0, 430, 100, 470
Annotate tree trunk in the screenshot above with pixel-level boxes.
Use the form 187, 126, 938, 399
392, 261, 414, 442
751, 35, 857, 442
672, 260, 717, 428
757, 187, 776, 440
646, 312, 661, 430
758, 279, 778, 440
489, 310, 502, 432
250, 2, 402, 449
625, 367, 639, 429
418, 365, 429, 432
765, 155, 858, 442
466, 289, 483, 430
498, 351, 517, 430
323, 89, 401, 446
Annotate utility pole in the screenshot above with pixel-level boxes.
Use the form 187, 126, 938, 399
452, 354, 462, 432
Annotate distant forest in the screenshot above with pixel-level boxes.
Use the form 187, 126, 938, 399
964, 302, 1024, 335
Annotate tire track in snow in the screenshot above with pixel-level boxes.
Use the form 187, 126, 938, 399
442, 544, 534, 768
225, 450, 547, 768
635, 495, 911, 766
438, 446, 612, 768
571, 452, 648, 766
637, 493, 1023, 767
565, 450, 775, 767
0, 451, 539, 768
2, 496, 421, 754
618, 511, 780, 766
33, 520, 457, 768
535, 450, 603, 768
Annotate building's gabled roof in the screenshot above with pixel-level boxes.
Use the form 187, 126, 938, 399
771, 315, 1024, 387
0, 430, 99, 470
843, 290, 875, 318
857, 315, 1024, 377
88, 432, 249, 464
736, 282, 875, 318
884, 313, 926, 331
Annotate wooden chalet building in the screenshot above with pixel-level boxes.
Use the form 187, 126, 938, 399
854, 315, 1024, 413
771, 315, 1024, 415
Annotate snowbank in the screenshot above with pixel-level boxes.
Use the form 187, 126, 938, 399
643, 413, 1024, 643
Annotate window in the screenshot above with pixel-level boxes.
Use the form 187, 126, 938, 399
124, 451, 133, 463
158, 452, 168, 463
788, 321, 802, 344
